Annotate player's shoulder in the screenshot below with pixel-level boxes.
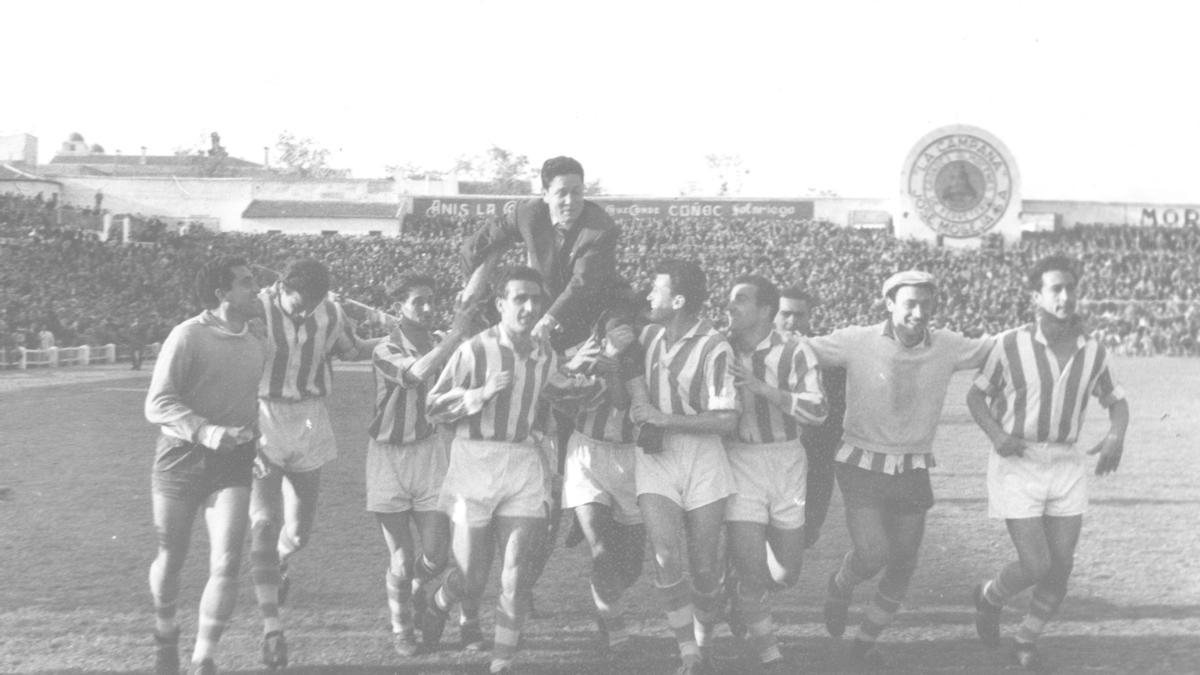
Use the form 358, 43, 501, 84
639, 323, 664, 345
580, 200, 617, 230
982, 324, 1032, 352
170, 313, 207, 338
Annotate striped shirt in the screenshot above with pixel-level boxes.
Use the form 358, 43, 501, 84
732, 330, 828, 444
810, 320, 992, 474
972, 322, 1125, 444
641, 319, 737, 416
368, 323, 436, 445
565, 334, 637, 444
426, 325, 562, 443
257, 285, 358, 401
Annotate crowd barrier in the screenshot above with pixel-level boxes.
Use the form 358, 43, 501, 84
0, 343, 161, 370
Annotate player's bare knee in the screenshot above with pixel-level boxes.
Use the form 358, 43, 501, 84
1019, 554, 1052, 582
590, 539, 613, 567
210, 550, 243, 579
250, 517, 277, 542
389, 549, 413, 580
652, 547, 685, 584
690, 559, 722, 593
854, 546, 888, 577
774, 564, 802, 589
281, 524, 309, 552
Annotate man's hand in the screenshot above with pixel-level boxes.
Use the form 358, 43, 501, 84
482, 370, 514, 400
592, 353, 620, 374
214, 425, 254, 451
603, 325, 635, 357
253, 451, 274, 480
1089, 434, 1124, 475
630, 398, 666, 426
730, 360, 769, 397
532, 314, 560, 342
991, 432, 1027, 458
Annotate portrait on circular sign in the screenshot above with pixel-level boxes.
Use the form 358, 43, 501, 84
935, 160, 984, 212
906, 133, 1013, 238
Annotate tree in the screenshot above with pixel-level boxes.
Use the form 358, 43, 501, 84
453, 145, 533, 194
705, 153, 748, 196
386, 161, 447, 181
584, 178, 606, 196
275, 131, 343, 178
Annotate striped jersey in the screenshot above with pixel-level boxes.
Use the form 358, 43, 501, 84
256, 285, 358, 401
564, 334, 637, 444
368, 323, 436, 445
732, 330, 828, 444
426, 325, 561, 443
641, 319, 737, 416
972, 323, 1125, 444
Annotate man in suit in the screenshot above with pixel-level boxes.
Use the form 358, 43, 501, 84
459, 156, 627, 615
460, 156, 624, 353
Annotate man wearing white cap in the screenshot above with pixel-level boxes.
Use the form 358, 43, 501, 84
806, 270, 993, 668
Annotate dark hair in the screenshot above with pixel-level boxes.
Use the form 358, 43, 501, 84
592, 284, 644, 338
493, 266, 545, 300
780, 286, 816, 305
195, 257, 248, 310
540, 156, 585, 190
732, 274, 780, 318
1028, 255, 1080, 291
281, 258, 330, 301
656, 259, 707, 315
390, 274, 437, 303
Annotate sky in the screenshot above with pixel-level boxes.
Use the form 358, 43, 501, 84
5, 0, 1198, 203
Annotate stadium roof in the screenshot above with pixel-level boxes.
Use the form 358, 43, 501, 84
49, 154, 262, 168
242, 200, 402, 219
0, 164, 60, 184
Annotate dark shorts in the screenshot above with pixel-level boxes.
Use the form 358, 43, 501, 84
151, 434, 254, 502
835, 462, 934, 513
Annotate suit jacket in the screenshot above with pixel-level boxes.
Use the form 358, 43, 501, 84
461, 198, 623, 349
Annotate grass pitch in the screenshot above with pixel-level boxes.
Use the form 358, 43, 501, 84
1, 358, 1198, 673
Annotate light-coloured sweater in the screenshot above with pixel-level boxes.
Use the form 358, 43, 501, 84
145, 311, 265, 447
808, 321, 992, 455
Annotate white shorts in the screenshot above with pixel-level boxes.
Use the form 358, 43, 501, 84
562, 432, 642, 526
439, 437, 549, 527
725, 439, 807, 529
988, 442, 1087, 519
258, 397, 337, 472
366, 434, 449, 514
635, 431, 733, 512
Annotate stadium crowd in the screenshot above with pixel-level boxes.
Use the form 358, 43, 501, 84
3, 191, 1200, 363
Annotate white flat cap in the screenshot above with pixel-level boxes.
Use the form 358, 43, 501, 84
882, 270, 937, 298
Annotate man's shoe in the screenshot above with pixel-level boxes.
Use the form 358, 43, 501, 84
392, 630, 421, 657
262, 630, 288, 669
973, 583, 1002, 646
189, 660, 217, 675
1012, 642, 1040, 670
824, 571, 851, 637
674, 657, 714, 675
153, 629, 180, 675
420, 600, 448, 648
763, 654, 795, 673
597, 614, 630, 652
460, 621, 488, 652
848, 639, 887, 670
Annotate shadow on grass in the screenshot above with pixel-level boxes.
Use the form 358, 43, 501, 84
36, 634, 1200, 674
